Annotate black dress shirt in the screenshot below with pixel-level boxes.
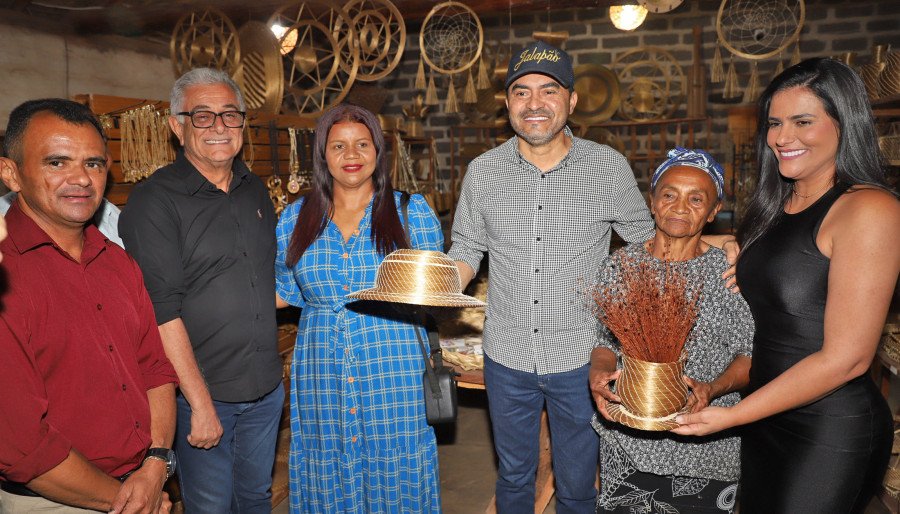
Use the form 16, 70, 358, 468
120, 152, 282, 402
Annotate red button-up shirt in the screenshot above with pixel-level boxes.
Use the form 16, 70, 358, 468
0, 202, 177, 483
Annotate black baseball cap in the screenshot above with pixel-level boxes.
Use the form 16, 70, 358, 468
505, 40, 575, 91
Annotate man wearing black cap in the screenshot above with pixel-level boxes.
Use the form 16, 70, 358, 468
449, 40, 654, 513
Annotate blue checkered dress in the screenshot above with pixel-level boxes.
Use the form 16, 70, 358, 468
276, 192, 444, 513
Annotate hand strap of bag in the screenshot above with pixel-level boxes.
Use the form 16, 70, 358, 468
399, 191, 446, 398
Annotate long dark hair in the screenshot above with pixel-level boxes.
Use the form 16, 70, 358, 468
285, 104, 408, 267
737, 57, 895, 251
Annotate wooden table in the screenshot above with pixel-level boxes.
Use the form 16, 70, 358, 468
450, 365, 555, 514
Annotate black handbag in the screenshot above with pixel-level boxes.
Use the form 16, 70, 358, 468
399, 192, 459, 425
415, 317, 459, 425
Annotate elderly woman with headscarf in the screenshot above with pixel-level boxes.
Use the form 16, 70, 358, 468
589, 148, 754, 514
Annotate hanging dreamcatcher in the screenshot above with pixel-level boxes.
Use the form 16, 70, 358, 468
170, 7, 240, 78
613, 47, 686, 122
714, 0, 805, 100
267, 1, 359, 117
418, 1, 484, 114
335, 0, 406, 82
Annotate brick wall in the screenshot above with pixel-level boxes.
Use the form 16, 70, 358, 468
376, 0, 900, 188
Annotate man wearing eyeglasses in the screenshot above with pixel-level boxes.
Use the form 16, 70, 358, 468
119, 68, 283, 513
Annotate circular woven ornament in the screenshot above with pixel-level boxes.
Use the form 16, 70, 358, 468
716, 0, 805, 61
419, 1, 483, 75
170, 7, 240, 78
268, 1, 359, 117
570, 64, 621, 125
613, 46, 685, 122
335, 0, 406, 81
234, 21, 284, 114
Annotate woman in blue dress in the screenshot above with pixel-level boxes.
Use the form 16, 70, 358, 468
275, 104, 444, 513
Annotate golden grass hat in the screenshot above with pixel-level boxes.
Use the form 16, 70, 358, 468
346, 249, 485, 308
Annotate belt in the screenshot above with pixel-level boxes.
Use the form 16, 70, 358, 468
1, 467, 138, 497
0, 481, 39, 497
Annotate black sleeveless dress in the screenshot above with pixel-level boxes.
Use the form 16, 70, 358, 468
735, 184, 892, 514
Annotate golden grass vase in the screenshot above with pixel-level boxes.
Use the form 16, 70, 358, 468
617, 355, 689, 419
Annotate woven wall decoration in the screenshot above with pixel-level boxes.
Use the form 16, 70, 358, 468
267, 1, 359, 117
234, 21, 284, 114
170, 7, 240, 78
336, 0, 406, 82
418, 1, 484, 114
613, 47, 686, 122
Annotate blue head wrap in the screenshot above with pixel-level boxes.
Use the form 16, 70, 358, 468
650, 147, 725, 200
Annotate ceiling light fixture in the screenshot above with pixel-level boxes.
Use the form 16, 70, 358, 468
609, 3, 649, 31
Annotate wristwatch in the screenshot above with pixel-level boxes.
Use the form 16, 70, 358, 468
144, 447, 176, 480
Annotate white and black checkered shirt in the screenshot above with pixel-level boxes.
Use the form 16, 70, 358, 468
449, 127, 654, 374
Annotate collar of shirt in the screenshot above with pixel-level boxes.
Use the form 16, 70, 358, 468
171, 150, 252, 196
5, 200, 108, 264
502, 126, 597, 175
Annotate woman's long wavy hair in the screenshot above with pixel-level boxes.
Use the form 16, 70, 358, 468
285, 104, 409, 267
737, 57, 896, 252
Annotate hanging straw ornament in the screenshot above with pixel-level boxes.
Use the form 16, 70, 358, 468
120, 109, 136, 182
773, 51, 785, 78
150, 108, 173, 173
477, 55, 490, 89
287, 127, 301, 194
416, 55, 427, 90
464, 70, 477, 103
723, 58, 740, 99
743, 61, 760, 103
711, 41, 725, 83
445, 75, 459, 113
790, 40, 801, 65
242, 124, 255, 170
425, 73, 439, 105
98, 114, 114, 132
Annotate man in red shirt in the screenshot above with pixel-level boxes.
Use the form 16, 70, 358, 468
0, 98, 178, 513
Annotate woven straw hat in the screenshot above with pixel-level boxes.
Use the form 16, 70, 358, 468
346, 249, 485, 308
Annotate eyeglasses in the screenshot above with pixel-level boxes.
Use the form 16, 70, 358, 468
178, 110, 246, 128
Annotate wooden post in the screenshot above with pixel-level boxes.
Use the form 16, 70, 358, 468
688, 26, 707, 119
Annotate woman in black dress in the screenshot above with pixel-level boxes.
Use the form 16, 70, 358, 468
673, 57, 899, 513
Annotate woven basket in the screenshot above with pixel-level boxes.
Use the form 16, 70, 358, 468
882, 323, 900, 363
880, 134, 900, 162
617, 355, 689, 419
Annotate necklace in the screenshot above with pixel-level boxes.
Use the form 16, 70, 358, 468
792, 181, 832, 199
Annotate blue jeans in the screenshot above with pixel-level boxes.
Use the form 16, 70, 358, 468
175, 385, 284, 514
484, 356, 599, 514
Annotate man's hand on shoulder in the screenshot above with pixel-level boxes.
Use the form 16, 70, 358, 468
700, 234, 741, 293
108, 459, 170, 514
